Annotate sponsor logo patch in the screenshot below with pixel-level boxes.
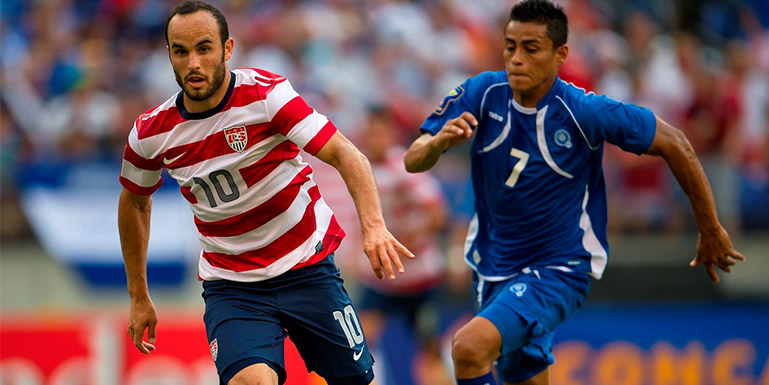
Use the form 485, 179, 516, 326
224, 125, 248, 153
488, 111, 504, 122
353, 346, 364, 361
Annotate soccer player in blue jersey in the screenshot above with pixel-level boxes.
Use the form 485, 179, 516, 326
403, 1, 745, 384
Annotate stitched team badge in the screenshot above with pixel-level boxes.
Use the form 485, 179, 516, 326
210, 338, 218, 361
554, 129, 572, 148
224, 125, 248, 153
510, 282, 527, 297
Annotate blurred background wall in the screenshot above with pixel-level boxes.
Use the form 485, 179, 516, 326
1, 0, 767, 384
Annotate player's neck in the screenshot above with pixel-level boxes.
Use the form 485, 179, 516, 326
183, 69, 232, 113
512, 75, 557, 108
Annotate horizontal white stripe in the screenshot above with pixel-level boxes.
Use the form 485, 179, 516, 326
120, 160, 161, 187
135, 102, 271, 158
197, 200, 334, 282
187, 156, 311, 222
545, 265, 575, 273
166, 135, 286, 185
464, 262, 521, 282
140, 95, 177, 121
199, 179, 319, 253
265, 79, 300, 120
285, 110, 329, 149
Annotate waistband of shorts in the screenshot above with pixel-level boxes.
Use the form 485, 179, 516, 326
203, 254, 337, 289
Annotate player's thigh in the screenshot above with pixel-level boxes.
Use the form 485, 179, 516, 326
202, 280, 287, 385
278, 264, 374, 384
228, 363, 279, 385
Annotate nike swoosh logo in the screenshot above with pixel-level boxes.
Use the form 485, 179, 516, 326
163, 153, 184, 165
353, 346, 364, 361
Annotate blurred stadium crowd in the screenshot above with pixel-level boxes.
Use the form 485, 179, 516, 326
1, 0, 768, 243
1, 1, 767, 384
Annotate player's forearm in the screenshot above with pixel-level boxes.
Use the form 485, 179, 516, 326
648, 119, 721, 233
118, 190, 153, 299
404, 134, 446, 173
333, 144, 387, 231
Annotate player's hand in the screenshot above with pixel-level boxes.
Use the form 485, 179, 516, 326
434, 112, 478, 150
127, 296, 158, 354
362, 224, 415, 280
690, 226, 745, 283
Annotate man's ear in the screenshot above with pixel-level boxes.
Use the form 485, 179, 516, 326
224, 37, 234, 61
555, 44, 569, 67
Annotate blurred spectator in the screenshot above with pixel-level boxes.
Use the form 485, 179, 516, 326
355, 107, 449, 385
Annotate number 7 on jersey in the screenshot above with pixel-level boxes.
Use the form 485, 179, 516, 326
505, 148, 529, 188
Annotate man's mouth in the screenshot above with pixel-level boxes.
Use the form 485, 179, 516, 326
187, 75, 206, 88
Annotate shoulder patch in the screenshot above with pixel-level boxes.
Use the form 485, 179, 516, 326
434, 85, 464, 115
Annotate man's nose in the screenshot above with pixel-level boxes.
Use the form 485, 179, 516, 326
510, 49, 523, 65
188, 52, 201, 69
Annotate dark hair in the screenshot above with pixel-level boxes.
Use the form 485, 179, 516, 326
165, 0, 229, 47
508, 0, 568, 48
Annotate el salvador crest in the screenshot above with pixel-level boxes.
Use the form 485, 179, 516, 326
224, 125, 248, 153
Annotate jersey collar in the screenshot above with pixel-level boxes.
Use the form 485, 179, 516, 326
176, 71, 236, 120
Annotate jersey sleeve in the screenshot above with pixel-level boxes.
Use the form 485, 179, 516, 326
420, 72, 498, 136
266, 78, 337, 155
569, 91, 657, 155
119, 122, 163, 195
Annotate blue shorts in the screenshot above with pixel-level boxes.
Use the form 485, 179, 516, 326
202, 255, 374, 385
474, 267, 591, 383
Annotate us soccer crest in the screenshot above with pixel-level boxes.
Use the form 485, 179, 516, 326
209, 338, 218, 361
224, 125, 248, 153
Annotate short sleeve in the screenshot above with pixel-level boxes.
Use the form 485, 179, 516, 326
267, 78, 337, 155
420, 72, 500, 136
570, 91, 657, 155
119, 123, 163, 195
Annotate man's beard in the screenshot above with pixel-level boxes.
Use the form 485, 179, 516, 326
174, 60, 227, 102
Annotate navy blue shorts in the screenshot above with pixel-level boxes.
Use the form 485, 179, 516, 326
474, 267, 591, 383
202, 255, 374, 385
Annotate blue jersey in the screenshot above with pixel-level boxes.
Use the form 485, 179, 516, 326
421, 72, 656, 280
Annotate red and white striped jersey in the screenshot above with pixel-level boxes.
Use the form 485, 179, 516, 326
119, 68, 345, 282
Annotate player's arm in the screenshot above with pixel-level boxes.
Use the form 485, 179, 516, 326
645, 115, 745, 282
118, 188, 157, 354
315, 131, 415, 280
404, 112, 478, 173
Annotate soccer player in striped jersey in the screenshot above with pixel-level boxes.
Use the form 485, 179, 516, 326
117, 1, 412, 385
403, 1, 745, 385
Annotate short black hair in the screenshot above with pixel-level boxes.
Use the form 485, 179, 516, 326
508, 0, 568, 48
165, 0, 229, 47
